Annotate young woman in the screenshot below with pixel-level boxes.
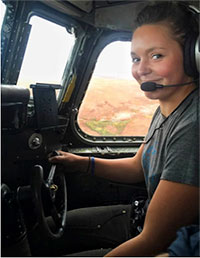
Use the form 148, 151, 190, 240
48, 2, 199, 256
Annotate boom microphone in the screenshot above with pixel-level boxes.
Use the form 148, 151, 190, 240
141, 80, 197, 91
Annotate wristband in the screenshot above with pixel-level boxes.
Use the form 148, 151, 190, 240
91, 157, 95, 176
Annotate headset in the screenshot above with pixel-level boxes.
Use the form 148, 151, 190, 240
140, 2, 199, 92
182, 4, 199, 79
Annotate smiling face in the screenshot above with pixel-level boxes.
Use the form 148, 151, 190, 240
131, 23, 193, 101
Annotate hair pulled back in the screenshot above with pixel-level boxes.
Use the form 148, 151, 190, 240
135, 1, 199, 47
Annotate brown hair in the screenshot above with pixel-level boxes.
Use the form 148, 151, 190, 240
135, 1, 199, 47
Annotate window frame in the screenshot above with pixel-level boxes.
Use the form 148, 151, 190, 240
69, 31, 145, 147
1, 1, 79, 86
16, 14, 76, 92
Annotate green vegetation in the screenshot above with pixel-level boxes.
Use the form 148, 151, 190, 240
85, 119, 130, 136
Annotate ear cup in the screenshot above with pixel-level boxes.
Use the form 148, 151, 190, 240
183, 33, 199, 78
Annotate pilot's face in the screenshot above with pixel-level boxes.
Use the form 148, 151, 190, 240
131, 23, 191, 100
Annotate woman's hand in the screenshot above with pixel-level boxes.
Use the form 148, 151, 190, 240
48, 151, 89, 173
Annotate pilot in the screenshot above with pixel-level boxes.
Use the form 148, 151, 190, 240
48, 1, 199, 257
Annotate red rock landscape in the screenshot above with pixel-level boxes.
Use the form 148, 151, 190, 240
78, 77, 159, 137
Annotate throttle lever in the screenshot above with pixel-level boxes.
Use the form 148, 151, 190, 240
47, 165, 56, 186
47, 151, 61, 186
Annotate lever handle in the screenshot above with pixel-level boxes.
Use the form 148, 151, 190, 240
47, 151, 61, 186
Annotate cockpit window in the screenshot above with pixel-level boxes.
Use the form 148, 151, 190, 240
78, 41, 158, 137
17, 15, 75, 95
0, 1, 6, 28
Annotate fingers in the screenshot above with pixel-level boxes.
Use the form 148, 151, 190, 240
48, 151, 65, 163
57, 151, 67, 156
48, 151, 81, 171
48, 151, 74, 168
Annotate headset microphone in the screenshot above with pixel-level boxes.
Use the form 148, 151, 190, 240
141, 80, 198, 91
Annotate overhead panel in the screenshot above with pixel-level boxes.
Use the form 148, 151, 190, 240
42, 0, 88, 17
41, 0, 199, 31
67, 0, 93, 13
95, 2, 147, 31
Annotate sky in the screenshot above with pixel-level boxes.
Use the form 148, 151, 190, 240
94, 41, 133, 80
1, 1, 6, 28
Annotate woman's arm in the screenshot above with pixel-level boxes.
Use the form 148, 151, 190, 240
105, 179, 199, 257
49, 144, 145, 184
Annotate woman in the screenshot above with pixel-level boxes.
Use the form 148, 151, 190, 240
49, 2, 199, 256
